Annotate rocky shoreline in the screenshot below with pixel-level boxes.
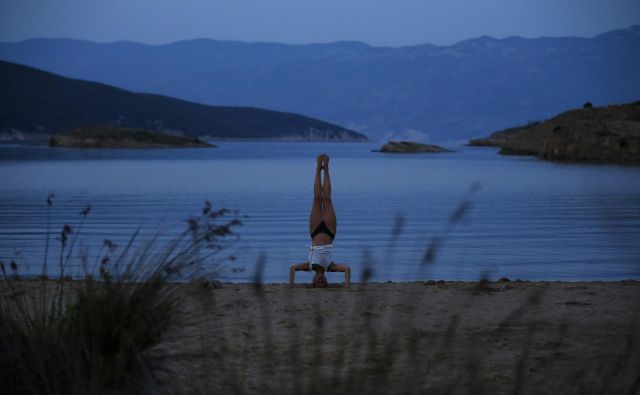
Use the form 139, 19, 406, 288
373, 140, 452, 153
48, 126, 215, 148
468, 101, 640, 165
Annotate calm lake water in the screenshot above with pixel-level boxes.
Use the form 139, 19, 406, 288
1, 142, 639, 283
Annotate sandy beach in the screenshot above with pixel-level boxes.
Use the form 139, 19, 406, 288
153, 280, 640, 394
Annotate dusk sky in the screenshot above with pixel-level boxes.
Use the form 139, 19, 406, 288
1, 0, 639, 46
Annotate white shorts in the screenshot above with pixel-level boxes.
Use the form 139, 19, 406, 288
308, 244, 333, 271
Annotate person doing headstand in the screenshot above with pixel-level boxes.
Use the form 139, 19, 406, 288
289, 154, 351, 288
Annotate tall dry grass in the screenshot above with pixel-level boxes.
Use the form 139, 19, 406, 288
181, 182, 639, 394
1, 187, 639, 394
0, 197, 241, 394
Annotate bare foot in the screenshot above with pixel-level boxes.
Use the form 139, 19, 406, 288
323, 154, 330, 171
316, 154, 324, 169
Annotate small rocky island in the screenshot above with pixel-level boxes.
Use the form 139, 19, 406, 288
374, 141, 452, 153
469, 101, 640, 164
49, 126, 215, 148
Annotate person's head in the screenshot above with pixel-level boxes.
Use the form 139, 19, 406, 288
313, 270, 328, 288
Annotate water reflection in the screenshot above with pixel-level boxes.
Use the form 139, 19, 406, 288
1, 142, 639, 282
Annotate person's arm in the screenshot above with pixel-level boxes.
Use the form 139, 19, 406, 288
329, 263, 351, 288
289, 263, 310, 287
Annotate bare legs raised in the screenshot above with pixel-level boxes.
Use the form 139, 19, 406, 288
309, 154, 336, 238
321, 155, 337, 235
309, 155, 324, 235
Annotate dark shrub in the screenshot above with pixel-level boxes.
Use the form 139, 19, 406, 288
0, 198, 241, 394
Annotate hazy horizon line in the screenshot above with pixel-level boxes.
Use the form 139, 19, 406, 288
3, 24, 638, 49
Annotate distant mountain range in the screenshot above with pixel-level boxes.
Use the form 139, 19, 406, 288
0, 61, 366, 142
1, 26, 639, 142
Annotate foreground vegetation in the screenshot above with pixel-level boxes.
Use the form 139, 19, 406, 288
1, 189, 638, 394
0, 197, 241, 394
